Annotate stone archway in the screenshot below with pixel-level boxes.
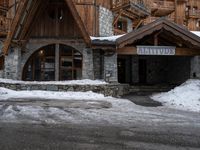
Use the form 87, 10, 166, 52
22, 44, 82, 81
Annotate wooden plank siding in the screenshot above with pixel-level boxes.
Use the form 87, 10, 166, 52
30, 2, 82, 39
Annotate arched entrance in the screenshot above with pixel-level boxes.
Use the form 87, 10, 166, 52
23, 44, 82, 81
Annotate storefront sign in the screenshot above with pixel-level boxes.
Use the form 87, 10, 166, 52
137, 46, 176, 55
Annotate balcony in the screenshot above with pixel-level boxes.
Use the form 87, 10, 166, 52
151, 0, 175, 17
144, 16, 175, 25
0, 16, 12, 36
111, 0, 151, 19
188, 9, 200, 19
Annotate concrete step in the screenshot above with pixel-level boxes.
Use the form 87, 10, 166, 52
129, 85, 175, 95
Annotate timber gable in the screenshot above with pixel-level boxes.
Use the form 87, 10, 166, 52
3, 0, 91, 55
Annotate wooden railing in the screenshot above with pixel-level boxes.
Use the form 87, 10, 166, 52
151, 0, 175, 10
0, 16, 12, 34
188, 9, 200, 18
112, 0, 151, 13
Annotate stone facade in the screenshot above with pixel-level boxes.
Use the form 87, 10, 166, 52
0, 70, 3, 78
4, 47, 21, 80
104, 52, 118, 83
82, 48, 94, 79
99, 6, 114, 36
127, 18, 133, 33
93, 50, 103, 80
0, 82, 130, 97
191, 56, 200, 78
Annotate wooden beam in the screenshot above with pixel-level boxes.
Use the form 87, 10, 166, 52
112, 10, 123, 26
117, 46, 200, 56
3, 0, 28, 55
22, 0, 48, 46
19, 0, 42, 40
64, 0, 91, 46
134, 19, 143, 30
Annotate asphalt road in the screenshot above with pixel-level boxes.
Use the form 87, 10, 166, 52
0, 122, 200, 150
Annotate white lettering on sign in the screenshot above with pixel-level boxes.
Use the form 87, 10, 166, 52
137, 46, 176, 55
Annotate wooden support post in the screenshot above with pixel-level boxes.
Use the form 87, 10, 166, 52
134, 20, 144, 30
154, 34, 158, 46
174, 0, 178, 23
112, 10, 123, 26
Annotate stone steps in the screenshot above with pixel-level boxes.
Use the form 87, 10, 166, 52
129, 85, 175, 95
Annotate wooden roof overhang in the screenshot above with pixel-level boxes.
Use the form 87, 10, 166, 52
91, 40, 116, 51
116, 18, 200, 49
3, 0, 91, 55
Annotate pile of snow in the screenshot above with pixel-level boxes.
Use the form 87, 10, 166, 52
151, 79, 200, 112
0, 78, 107, 85
90, 34, 125, 42
0, 87, 106, 101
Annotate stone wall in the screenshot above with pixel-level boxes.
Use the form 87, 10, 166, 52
127, 18, 133, 33
104, 53, 118, 83
0, 70, 3, 78
82, 48, 94, 79
99, 6, 114, 36
93, 50, 103, 80
191, 56, 200, 78
0, 82, 130, 97
4, 47, 21, 80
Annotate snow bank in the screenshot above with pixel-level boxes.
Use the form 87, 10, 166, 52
0, 78, 107, 85
90, 34, 125, 42
151, 79, 200, 112
0, 87, 106, 101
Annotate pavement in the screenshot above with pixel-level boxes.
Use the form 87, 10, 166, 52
0, 122, 200, 150
122, 93, 162, 107
0, 94, 200, 150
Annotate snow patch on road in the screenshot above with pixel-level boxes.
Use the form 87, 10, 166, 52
151, 79, 200, 112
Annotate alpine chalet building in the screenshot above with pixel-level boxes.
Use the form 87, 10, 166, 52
0, 0, 200, 86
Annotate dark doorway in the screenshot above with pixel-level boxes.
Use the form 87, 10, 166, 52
118, 58, 126, 83
139, 59, 147, 84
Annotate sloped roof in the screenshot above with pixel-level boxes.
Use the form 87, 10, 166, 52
3, 0, 91, 55
116, 18, 200, 48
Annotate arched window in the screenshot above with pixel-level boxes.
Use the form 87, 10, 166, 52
23, 44, 82, 81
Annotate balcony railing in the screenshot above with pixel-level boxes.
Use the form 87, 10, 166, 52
112, 0, 151, 14
0, 16, 12, 35
188, 9, 200, 18
151, 0, 175, 10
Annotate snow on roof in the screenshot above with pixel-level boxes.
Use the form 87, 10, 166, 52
191, 31, 200, 37
0, 78, 107, 85
90, 34, 125, 42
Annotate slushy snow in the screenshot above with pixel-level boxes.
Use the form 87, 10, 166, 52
152, 79, 200, 112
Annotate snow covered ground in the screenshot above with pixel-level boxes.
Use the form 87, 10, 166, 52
0, 79, 200, 125
0, 78, 107, 85
0, 87, 106, 101
0, 87, 200, 126
152, 79, 200, 112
